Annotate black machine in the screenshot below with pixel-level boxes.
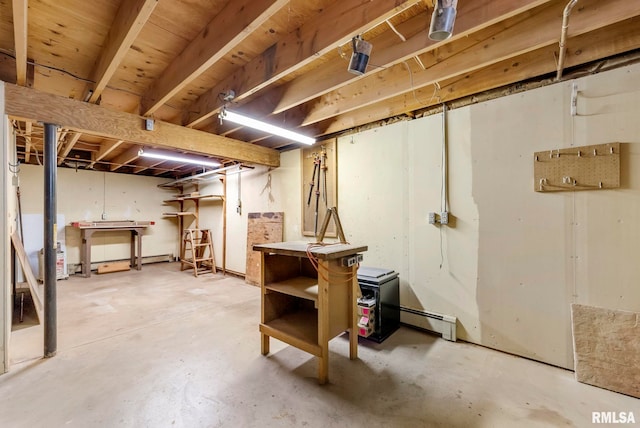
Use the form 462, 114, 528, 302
357, 266, 400, 343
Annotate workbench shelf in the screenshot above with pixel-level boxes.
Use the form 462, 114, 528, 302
261, 303, 320, 356
253, 241, 367, 384
264, 276, 319, 304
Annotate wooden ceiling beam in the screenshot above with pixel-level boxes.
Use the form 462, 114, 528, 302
86, 0, 158, 103
184, 0, 420, 128
11, 0, 28, 86
316, 15, 640, 135
88, 139, 124, 168
302, 0, 640, 126
274, 0, 553, 114
57, 132, 82, 165
4, 83, 279, 167
110, 145, 141, 172
141, 0, 288, 116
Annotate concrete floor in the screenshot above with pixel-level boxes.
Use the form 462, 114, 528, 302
1, 262, 637, 427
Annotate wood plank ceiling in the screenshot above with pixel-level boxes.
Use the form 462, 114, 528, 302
1, 0, 639, 178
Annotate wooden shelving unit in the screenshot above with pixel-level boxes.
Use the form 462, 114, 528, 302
253, 241, 367, 384
162, 193, 224, 269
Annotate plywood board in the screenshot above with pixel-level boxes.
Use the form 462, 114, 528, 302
245, 212, 283, 286
302, 139, 337, 237
533, 143, 620, 192
571, 304, 640, 398
11, 231, 43, 323
97, 261, 131, 274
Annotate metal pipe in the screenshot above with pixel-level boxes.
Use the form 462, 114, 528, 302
557, 0, 579, 80
44, 123, 58, 358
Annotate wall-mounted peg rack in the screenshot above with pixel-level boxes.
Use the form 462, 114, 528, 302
533, 143, 620, 192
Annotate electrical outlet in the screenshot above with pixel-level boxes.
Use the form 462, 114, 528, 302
428, 212, 437, 224
341, 254, 363, 267
144, 118, 154, 131
440, 211, 449, 225
101, 212, 107, 220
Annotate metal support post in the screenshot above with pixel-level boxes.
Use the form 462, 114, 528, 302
44, 123, 57, 357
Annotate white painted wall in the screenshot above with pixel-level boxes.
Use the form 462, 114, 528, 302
196, 150, 307, 274
18, 165, 177, 271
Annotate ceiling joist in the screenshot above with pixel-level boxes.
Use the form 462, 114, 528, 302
207, 0, 554, 137
274, 0, 553, 114
315, 15, 640, 136
86, 0, 158, 103
133, 157, 166, 174
301, 0, 640, 126
184, 0, 421, 128
11, 0, 27, 86
57, 132, 82, 165
141, 0, 289, 116
88, 139, 124, 169
111, 145, 141, 172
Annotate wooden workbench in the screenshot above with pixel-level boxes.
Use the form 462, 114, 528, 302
71, 220, 153, 278
253, 241, 367, 384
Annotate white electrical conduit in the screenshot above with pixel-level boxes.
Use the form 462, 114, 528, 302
441, 103, 448, 213
386, 19, 426, 70
556, 0, 579, 80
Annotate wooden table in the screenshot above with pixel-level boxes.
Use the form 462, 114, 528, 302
71, 220, 153, 278
253, 241, 367, 384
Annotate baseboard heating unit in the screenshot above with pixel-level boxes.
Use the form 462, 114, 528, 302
400, 306, 457, 342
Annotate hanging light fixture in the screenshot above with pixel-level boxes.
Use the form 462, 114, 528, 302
219, 108, 315, 145
347, 35, 372, 75
429, 0, 458, 41
138, 148, 220, 167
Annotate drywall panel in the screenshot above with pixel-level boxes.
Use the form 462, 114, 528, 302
19, 165, 177, 268
470, 84, 574, 368
570, 65, 640, 313
405, 108, 481, 343
337, 125, 407, 273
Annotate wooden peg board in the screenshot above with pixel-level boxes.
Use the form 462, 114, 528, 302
301, 139, 337, 237
533, 143, 620, 192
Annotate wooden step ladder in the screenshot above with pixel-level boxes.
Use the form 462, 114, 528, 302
181, 229, 216, 277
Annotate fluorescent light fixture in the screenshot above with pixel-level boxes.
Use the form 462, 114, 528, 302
138, 148, 220, 168
221, 110, 315, 145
